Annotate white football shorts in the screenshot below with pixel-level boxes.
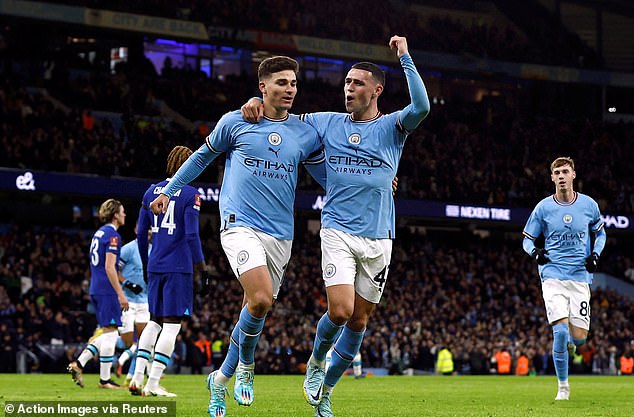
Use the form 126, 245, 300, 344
541, 278, 591, 330
221, 226, 292, 299
118, 301, 150, 334
320, 228, 392, 304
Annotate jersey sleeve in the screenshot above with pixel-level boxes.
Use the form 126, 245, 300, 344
300, 130, 326, 189
137, 191, 152, 266
523, 203, 543, 241
590, 199, 607, 255
184, 190, 204, 265
161, 112, 239, 198
205, 111, 238, 153
397, 53, 430, 134
106, 231, 120, 255
162, 143, 217, 198
300, 113, 327, 140
589, 200, 605, 233
118, 243, 130, 270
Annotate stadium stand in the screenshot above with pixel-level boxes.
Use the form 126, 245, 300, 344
1, 78, 633, 212
0, 0, 633, 378
0, 223, 633, 375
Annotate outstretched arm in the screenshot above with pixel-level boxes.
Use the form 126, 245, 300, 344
389, 36, 430, 132
151, 144, 219, 214
163, 144, 218, 198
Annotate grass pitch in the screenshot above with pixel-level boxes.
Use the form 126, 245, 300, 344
0, 373, 631, 417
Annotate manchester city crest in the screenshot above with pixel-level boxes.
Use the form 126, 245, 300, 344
563, 214, 573, 224
237, 250, 249, 265
348, 133, 361, 145
268, 132, 282, 146
324, 263, 336, 278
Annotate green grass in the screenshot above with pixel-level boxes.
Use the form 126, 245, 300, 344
0, 373, 632, 417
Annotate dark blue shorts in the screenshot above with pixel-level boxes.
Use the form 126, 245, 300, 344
91, 294, 122, 327
147, 272, 193, 318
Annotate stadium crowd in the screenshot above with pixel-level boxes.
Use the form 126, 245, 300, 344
39, 0, 599, 68
0, 0, 631, 380
1, 75, 633, 214
0, 223, 632, 376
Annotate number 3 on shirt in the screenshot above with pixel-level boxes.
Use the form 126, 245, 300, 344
90, 238, 99, 266
152, 200, 177, 235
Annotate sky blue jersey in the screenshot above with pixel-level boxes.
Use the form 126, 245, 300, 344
138, 180, 204, 273
118, 240, 149, 303
89, 224, 121, 296
301, 53, 430, 239
161, 110, 324, 240
523, 192, 606, 283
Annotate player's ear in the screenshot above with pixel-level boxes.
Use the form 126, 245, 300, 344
373, 84, 384, 98
258, 81, 267, 96
572, 171, 576, 180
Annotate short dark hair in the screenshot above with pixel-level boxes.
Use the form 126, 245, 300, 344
351, 62, 385, 85
258, 56, 299, 80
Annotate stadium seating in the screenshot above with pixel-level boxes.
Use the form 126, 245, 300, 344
1, 1, 632, 377
0, 223, 632, 375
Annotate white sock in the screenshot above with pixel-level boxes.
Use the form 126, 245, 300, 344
146, 322, 180, 391
132, 321, 162, 386
214, 371, 231, 386
118, 343, 137, 366
98, 331, 118, 381
353, 352, 362, 376
77, 334, 103, 367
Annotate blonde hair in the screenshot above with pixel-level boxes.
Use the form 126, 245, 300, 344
166, 146, 193, 177
98, 199, 123, 223
550, 156, 575, 172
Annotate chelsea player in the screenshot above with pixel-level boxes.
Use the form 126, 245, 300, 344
150, 56, 325, 417
129, 146, 207, 397
68, 199, 128, 389
523, 156, 606, 400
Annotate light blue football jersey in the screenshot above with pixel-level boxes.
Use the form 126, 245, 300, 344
299, 53, 429, 239
523, 192, 605, 283
118, 240, 149, 303
301, 111, 406, 239
162, 110, 323, 240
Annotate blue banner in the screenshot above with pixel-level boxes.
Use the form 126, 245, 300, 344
2, 168, 632, 230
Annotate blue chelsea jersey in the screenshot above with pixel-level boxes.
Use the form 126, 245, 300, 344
523, 192, 604, 283
89, 224, 121, 295
140, 180, 202, 273
301, 111, 406, 239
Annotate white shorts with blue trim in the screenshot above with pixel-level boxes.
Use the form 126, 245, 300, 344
541, 278, 591, 330
221, 226, 292, 299
118, 301, 150, 334
320, 228, 392, 304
